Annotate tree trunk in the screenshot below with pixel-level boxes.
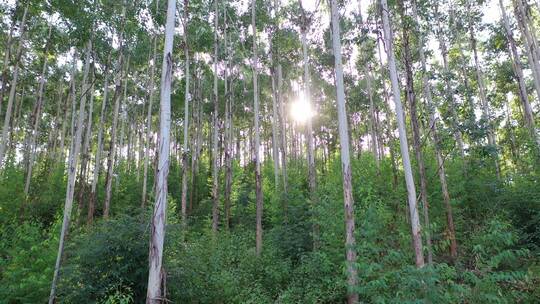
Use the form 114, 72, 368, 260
252, 0, 264, 256
180, 0, 190, 224
411, 0, 457, 260
104, 5, 127, 218
88, 56, 111, 224
436, 9, 465, 159
146, 0, 176, 302
330, 0, 359, 302
48, 40, 92, 304
142, 35, 158, 208
399, 0, 433, 265
298, 2, 319, 250
380, 0, 425, 268
211, 0, 220, 233
499, 0, 540, 149
224, 9, 233, 230
24, 24, 52, 194
0, 6, 27, 168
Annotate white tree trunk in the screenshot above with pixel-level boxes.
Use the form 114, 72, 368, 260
330, 0, 359, 302
180, 0, 190, 224
146, 0, 176, 301
48, 40, 92, 304
252, 0, 264, 256
0, 6, 27, 168
211, 0, 220, 233
89, 57, 111, 224
380, 0, 425, 268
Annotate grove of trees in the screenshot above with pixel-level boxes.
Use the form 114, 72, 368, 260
1, 0, 540, 303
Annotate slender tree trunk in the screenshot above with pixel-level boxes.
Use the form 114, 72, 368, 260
48, 40, 92, 304
252, 0, 264, 256
500, 0, 540, 149
146, 0, 176, 301
0, 7, 27, 168
77, 78, 95, 224
411, 0, 457, 259
104, 8, 126, 218
330, 1, 359, 302
399, 0, 433, 264
298, 3, 319, 249
467, 0, 500, 178
0, 4, 26, 115
24, 24, 52, 194
211, 0, 220, 233
380, 0, 425, 268
514, 0, 540, 104
180, 0, 190, 224
436, 10, 465, 159
277, 66, 288, 195
142, 35, 158, 208
88, 57, 111, 224
224, 10, 233, 230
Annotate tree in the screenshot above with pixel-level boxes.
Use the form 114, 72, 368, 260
380, 0, 424, 268
330, 0, 359, 302
146, 0, 176, 301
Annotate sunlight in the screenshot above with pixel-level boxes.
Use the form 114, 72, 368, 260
290, 91, 314, 124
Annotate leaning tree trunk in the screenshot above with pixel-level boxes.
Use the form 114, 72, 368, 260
24, 24, 52, 194
467, 0, 500, 178
398, 0, 433, 265
146, 0, 176, 302
330, 0, 359, 302
513, 0, 540, 105
411, 0, 457, 260
48, 40, 92, 304
0, 4, 27, 116
252, 0, 264, 256
0, 7, 28, 168
500, 0, 540, 149
380, 0, 425, 268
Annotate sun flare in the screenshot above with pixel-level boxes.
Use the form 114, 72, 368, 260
290, 93, 314, 123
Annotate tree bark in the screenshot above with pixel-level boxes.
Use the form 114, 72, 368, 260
330, 0, 359, 302
0, 6, 27, 168
142, 35, 158, 208
180, 0, 190, 224
88, 56, 111, 224
48, 40, 92, 304
398, 0, 433, 265
500, 0, 540, 149
146, 0, 176, 302
211, 0, 220, 233
380, 0, 425, 268
252, 0, 264, 256
411, 0, 457, 260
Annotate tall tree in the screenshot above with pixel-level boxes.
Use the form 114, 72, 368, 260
49, 40, 92, 304
180, 0, 190, 223
252, 0, 264, 256
146, 0, 176, 301
330, 0, 359, 302
380, 0, 425, 268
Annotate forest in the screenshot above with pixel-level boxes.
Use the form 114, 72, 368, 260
1, 0, 540, 302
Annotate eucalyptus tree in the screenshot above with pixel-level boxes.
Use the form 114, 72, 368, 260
330, 0, 359, 301
180, 0, 190, 224
252, 0, 264, 256
411, 0, 458, 259
146, 0, 176, 301
499, 0, 540, 150
211, 0, 219, 233
380, 0, 424, 268
49, 39, 93, 304
0, 4, 28, 168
